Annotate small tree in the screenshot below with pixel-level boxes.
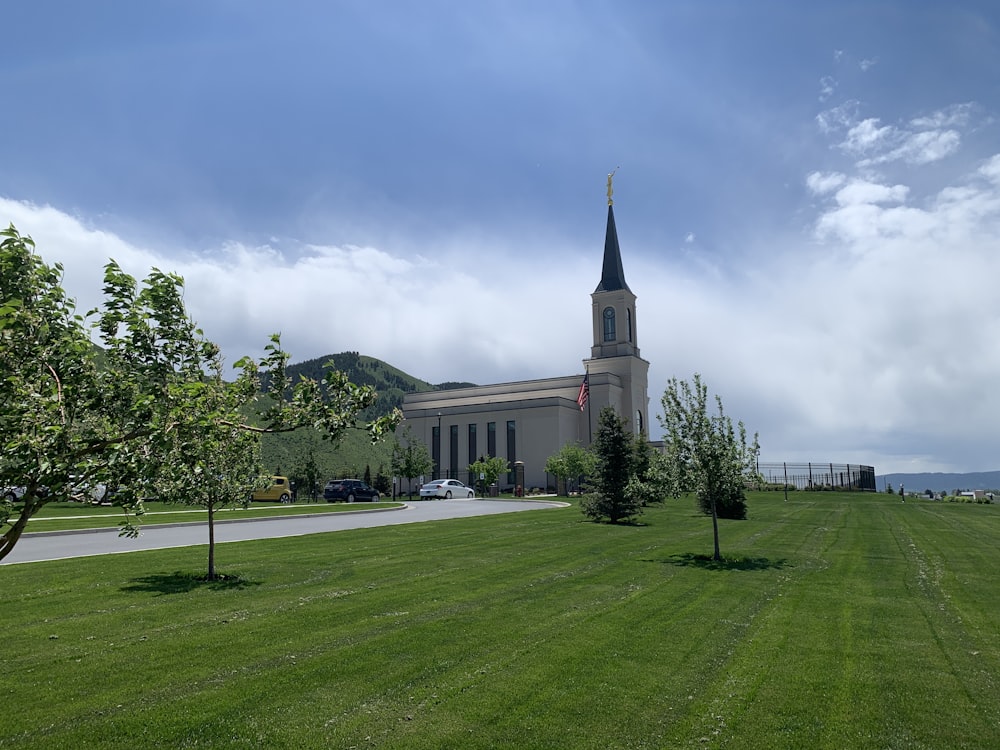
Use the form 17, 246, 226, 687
97, 261, 400, 579
297, 448, 322, 501
659, 374, 760, 560
392, 426, 433, 498
373, 465, 391, 495
468, 455, 510, 497
544, 442, 596, 496
580, 407, 643, 523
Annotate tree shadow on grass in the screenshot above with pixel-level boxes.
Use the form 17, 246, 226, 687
121, 571, 261, 595
652, 553, 790, 571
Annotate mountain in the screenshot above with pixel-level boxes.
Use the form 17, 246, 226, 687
877, 471, 1000, 494
284, 351, 476, 420
259, 353, 475, 492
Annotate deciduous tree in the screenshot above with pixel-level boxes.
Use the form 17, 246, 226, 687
468, 455, 510, 497
659, 374, 760, 560
544, 441, 596, 496
1, 226, 104, 560
391, 426, 434, 497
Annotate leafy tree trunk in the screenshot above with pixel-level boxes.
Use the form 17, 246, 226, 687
0, 499, 36, 560
710, 497, 721, 561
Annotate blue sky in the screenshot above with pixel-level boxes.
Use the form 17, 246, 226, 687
3, 1, 999, 474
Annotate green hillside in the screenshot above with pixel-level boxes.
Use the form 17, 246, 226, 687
259, 352, 475, 494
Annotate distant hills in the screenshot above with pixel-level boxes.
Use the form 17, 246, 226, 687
877, 471, 1000, 494
259, 352, 475, 485
284, 351, 476, 420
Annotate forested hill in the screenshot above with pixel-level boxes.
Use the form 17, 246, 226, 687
284, 352, 476, 419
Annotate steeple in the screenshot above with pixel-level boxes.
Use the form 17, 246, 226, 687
584, 170, 650, 437
594, 204, 631, 293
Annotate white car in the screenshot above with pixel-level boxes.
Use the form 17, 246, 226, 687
419, 479, 475, 499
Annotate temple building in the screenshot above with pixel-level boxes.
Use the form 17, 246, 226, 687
400, 177, 650, 491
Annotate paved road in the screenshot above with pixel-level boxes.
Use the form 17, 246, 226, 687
1, 499, 567, 565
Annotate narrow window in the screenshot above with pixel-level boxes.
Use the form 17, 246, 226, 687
506, 420, 516, 484
487, 421, 496, 457
627, 307, 633, 343
468, 424, 477, 468
432, 425, 441, 479
603, 306, 616, 342
449, 425, 458, 480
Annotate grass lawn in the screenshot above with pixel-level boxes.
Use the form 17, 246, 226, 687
2, 491, 998, 748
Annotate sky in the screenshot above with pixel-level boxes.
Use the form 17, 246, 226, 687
2, 1, 999, 474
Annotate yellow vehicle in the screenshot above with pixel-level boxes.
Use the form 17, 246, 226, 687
251, 476, 292, 503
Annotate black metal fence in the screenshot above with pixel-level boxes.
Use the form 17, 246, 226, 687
758, 462, 877, 492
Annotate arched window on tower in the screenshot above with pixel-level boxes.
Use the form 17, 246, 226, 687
627, 308, 633, 343
603, 306, 616, 342
636, 409, 644, 435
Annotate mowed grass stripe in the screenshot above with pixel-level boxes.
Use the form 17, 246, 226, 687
2, 494, 998, 748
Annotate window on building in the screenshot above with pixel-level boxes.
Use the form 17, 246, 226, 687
449, 425, 458, 480
487, 421, 496, 457
636, 409, 644, 435
603, 306, 616, 342
468, 424, 477, 468
627, 307, 633, 343
432, 425, 441, 479
506, 420, 516, 484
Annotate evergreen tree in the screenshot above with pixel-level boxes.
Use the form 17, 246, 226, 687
580, 407, 643, 524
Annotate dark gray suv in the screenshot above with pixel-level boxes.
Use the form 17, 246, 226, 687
323, 479, 379, 503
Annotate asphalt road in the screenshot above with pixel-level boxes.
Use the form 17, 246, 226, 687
1, 498, 567, 565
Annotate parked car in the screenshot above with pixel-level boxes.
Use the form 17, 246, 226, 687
251, 476, 292, 503
419, 479, 475, 499
323, 479, 379, 503
2, 486, 25, 502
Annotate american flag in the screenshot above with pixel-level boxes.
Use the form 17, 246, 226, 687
576, 374, 589, 411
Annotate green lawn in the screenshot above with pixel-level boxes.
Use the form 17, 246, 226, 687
2, 492, 998, 749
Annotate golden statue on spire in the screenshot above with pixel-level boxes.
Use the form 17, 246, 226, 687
606, 166, 619, 206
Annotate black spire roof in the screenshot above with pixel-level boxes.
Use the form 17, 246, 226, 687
594, 204, 631, 293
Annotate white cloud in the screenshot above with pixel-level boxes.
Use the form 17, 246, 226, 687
859, 57, 878, 71
819, 75, 837, 102
841, 118, 895, 154
858, 129, 961, 167
977, 154, 1000, 182
806, 171, 847, 195
910, 103, 974, 129
828, 103, 973, 168
0, 198, 591, 387
816, 100, 860, 134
